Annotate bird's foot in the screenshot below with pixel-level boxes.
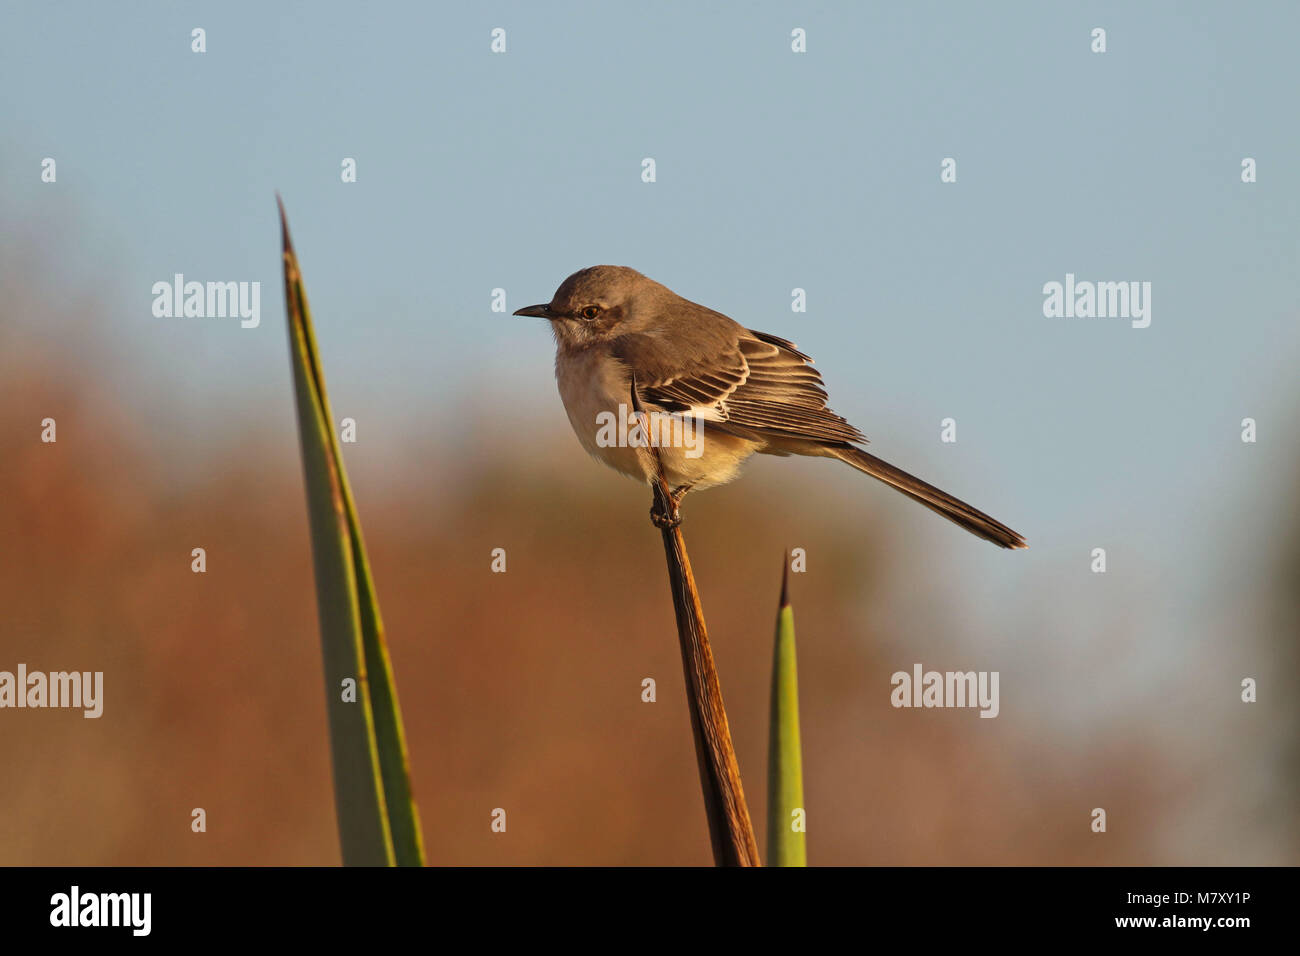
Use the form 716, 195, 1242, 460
649, 503, 681, 529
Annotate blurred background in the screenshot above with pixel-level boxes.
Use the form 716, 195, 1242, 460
0, 1, 1296, 864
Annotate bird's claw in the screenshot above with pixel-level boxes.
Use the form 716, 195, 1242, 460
650, 504, 681, 529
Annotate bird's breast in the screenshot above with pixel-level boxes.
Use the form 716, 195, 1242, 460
555, 348, 647, 479
553, 346, 760, 490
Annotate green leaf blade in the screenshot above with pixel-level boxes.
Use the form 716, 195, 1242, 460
767, 566, 807, 867
279, 198, 425, 866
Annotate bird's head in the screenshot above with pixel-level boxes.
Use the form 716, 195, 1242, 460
514, 265, 660, 350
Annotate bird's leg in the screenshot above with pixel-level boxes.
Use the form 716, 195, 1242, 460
670, 484, 693, 510
649, 483, 693, 529
649, 506, 678, 529
649, 496, 680, 529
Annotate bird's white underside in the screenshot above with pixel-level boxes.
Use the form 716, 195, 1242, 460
555, 347, 759, 490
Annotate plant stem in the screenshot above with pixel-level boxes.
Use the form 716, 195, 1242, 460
632, 380, 760, 866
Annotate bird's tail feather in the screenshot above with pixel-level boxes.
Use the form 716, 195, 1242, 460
830, 447, 1027, 549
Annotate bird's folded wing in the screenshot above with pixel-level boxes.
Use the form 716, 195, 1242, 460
615, 328, 867, 446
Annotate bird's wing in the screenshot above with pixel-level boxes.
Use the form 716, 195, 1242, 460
614, 327, 866, 446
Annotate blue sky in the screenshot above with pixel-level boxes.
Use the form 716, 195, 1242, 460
2, 0, 1297, 796
5, 2, 1296, 539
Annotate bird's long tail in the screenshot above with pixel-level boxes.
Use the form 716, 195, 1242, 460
830, 446, 1027, 549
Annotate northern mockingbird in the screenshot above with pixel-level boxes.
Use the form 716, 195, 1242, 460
515, 266, 1026, 549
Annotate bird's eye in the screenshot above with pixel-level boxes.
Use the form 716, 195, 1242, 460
581, 306, 600, 320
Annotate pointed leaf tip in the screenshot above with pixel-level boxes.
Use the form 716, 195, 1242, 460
780, 552, 790, 608
276, 193, 294, 255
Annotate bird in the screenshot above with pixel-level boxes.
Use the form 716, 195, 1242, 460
514, 265, 1026, 549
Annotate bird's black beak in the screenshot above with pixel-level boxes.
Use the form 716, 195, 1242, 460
513, 303, 554, 319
